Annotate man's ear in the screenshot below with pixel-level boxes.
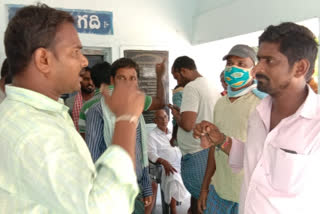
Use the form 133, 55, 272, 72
33, 48, 51, 76
180, 68, 188, 76
251, 65, 257, 78
294, 59, 310, 78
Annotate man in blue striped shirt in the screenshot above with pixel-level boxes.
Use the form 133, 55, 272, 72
85, 58, 166, 214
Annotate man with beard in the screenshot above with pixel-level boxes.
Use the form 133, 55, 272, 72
65, 66, 95, 130
198, 45, 265, 214
194, 22, 320, 214
169, 56, 220, 214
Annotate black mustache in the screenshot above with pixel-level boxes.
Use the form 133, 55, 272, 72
256, 74, 270, 81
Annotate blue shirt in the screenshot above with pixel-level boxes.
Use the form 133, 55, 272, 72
86, 101, 152, 197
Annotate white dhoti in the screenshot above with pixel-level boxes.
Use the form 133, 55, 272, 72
148, 127, 190, 204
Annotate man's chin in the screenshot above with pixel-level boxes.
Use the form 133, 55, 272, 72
82, 89, 95, 94
71, 84, 81, 93
257, 84, 269, 94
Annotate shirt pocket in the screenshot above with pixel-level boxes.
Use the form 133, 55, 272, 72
266, 144, 310, 194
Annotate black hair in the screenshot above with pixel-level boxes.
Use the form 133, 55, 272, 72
4, 3, 74, 76
1, 59, 12, 84
172, 56, 197, 73
90, 62, 112, 87
259, 22, 318, 81
110, 58, 139, 78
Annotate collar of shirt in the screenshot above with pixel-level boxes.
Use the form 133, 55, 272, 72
154, 126, 172, 135
5, 85, 68, 114
255, 85, 318, 130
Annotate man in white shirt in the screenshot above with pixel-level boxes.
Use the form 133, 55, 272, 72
148, 109, 189, 214
169, 56, 220, 213
194, 22, 320, 214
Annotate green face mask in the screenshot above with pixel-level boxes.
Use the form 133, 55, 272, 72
224, 66, 252, 88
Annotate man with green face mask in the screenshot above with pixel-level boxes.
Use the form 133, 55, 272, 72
198, 44, 266, 214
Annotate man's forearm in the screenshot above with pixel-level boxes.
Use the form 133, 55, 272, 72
156, 73, 165, 107
156, 157, 166, 165
216, 135, 232, 156
201, 147, 216, 191
175, 114, 194, 132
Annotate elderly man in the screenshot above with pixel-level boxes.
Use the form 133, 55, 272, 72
148, 109, 189, 214
194, 22, 320, 214
0, 4, 145, 213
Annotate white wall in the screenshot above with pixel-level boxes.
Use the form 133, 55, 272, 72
0, 0, 198, 93
193, 0, 320, 45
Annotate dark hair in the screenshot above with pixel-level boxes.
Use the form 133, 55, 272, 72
1, 59, 9, 79
0, 59, 12, 84
90, 62, 112, 87
259, 22, 318, 81
172, 56, 197, 73
83, 66, 91, 73
4, 4, 74, 76
110, 58, 139, 78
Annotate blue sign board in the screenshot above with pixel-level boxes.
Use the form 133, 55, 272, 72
7, 4, 114, 35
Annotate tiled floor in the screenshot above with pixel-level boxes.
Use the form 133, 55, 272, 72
153, 184, 190, 214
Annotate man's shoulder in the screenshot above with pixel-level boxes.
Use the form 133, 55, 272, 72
87, 101, 103, 116
81, 94, 101, 113
149, 127, 161, 137
89, 100, 102, 111
185, 77, 205, 88
0, 102, 68, 142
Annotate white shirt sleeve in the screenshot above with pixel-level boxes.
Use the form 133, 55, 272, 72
228, 137, 245, 173
180, 84, 199, 113
147, 132, 160, 163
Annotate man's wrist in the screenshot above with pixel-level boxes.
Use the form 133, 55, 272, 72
157, 158, 164, 164
216, 133, 227, 148
115, 114, 138, 124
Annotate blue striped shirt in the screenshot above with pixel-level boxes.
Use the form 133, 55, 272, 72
85, 101, 152, 197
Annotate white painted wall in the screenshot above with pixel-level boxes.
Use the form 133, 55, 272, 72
0, 0, 198, 95
193, 0, 320, 45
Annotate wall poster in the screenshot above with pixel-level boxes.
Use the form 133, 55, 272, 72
124, 50, 169, 124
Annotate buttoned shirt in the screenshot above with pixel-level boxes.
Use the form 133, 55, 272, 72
148, 127, 182, 169
229, 87, 320, 214
85, 101, 153, 197
0, 85, 138, 213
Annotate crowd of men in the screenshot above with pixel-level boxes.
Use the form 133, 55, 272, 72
0, 3, 320, 214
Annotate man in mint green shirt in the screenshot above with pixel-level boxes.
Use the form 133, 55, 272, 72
198, 45, 265, 214
0, 4, 144, 213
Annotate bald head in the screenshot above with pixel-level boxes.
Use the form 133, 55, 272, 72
154, 109, 168, 132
